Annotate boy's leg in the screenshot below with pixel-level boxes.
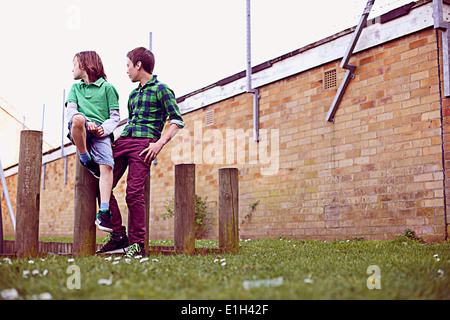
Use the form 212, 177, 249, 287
125, 138, 154, 245
90, 135, 115, 232
69, 114, 88, 154
68, 114, 99, 177
99, 166, 113, 205
109, 138, 129, 235
96, 151, 130, 254
95, 164, 114, 232
109, 158, 127, 234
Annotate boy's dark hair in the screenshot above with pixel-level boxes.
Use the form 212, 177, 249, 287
127, 47, 155, 74
75, 51, 107, 83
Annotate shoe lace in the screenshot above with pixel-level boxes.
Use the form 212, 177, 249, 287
96, 210, 110, 219
102, 233, 112, 244
125, 243, 141, 258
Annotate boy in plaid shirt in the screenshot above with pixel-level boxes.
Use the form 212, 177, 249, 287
96, 47, 184, 257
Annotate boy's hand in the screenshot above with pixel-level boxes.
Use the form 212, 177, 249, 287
96, 126, 105, 137
140, 140, 164, 163
87, 121, 98, 134
87, 121, 104, 137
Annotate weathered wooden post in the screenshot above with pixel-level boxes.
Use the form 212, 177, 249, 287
219, 168, 239, 253
174, 164, 195, 255
15, 130, 43, 258
144, 173, 151, 255
73, 151, 98, 257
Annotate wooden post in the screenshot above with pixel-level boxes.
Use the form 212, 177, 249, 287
15, 130, 43, 258
174, 164, 195, 255
219, 168, 239, 253
144, 173, 151, 255
73, 151, 98, 257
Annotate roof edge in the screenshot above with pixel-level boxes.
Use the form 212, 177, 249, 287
176, 0, 430, 105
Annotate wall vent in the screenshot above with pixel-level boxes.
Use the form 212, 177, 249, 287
324, 69, 337, 90
205, 109, 214, 127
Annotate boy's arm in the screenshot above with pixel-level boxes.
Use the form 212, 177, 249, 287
139, 85, 184, 163
67, 102, 98, 133
139, 123, 181, 163
98, 109, 120, 137
94, 83, 120, 137
162, 87, 185, 129
66, 102, 79, 122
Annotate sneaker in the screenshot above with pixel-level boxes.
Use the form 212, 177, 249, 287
80, 157, 100, 179
96, 232, 129, 254
95, 210, 113, 232
124, 242, 146, 258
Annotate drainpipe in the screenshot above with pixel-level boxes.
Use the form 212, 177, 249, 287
433, 0, 450, 240
326, 0, 375, 122
246, 0, 260, 142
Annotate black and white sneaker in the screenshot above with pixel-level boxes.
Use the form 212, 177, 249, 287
95, 210, 113, 232
124, 242, 146, 258
80, 157, 100, 179
96, 232, 129, 254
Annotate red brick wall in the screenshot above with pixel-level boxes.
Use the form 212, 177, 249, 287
149, 27, 449, 241
2, 27, 449, 241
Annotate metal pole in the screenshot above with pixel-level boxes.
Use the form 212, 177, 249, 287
61, 89, 65, 157
246, 0, 252, 93
41, 103, 45, 132
0, 158, 15, 233
0, 191, 3, 254
149, 32, 153, 51
433, 0, 450, 97
246, 0, 260, 142
149, 32, 158, 165
326, 0, 375, 122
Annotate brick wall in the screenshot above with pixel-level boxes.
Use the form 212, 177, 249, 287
2, 26, 449, 242
149, 27, 448, 241
1, 156, 112, 238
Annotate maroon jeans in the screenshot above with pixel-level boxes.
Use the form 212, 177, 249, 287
109, 136, 157, 244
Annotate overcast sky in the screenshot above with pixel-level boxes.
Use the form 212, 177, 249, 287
0, 0, 412, 148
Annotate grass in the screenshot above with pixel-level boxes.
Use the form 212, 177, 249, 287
3, 236, 106, 244
1, 237, 449, 300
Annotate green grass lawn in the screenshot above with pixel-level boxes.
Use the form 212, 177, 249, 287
1, 237, 449, 300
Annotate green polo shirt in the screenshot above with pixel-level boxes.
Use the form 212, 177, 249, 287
66, 77, 119, 124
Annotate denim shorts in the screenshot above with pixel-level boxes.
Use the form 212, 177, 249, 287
68, 113, 115, 169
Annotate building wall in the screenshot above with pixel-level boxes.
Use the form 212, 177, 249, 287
151, 27, 447, 242
0, 107, 23, 168
0, 100, 55, 169
2, 27, 449, 241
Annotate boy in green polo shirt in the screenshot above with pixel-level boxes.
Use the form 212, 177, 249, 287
66, 51, 120, 233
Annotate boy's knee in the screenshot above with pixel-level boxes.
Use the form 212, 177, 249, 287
125, 190, 143, 206
71, 114, 85, 128
100, 164, 113, 174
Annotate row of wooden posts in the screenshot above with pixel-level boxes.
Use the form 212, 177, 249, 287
12, 130, 239, 258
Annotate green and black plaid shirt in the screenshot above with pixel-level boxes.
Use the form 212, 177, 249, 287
121, 75, 185, 139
